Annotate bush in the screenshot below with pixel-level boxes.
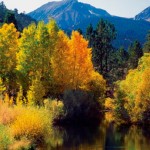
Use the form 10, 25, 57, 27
11, 106, 52, 142
0, 100, 55, 148
0, 101, 19, 125
44, 98, 64, 121
111, 53, 150, 123
86, 71, 106, 100
62, 90, 101, 124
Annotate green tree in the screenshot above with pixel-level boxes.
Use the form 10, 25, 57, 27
86, 19, 116, 78
109, 47, 129, 82
128, 40, 143, 69
116, 47, 129, 66
77, 28, 83, 35
17, 20, 59, 94
17, 23, 37, 79
4, 10, 18, 29
143, 31, 150, 53
86, 23, 94, 47
0, 1, 6, 21
35, 21, 54, 87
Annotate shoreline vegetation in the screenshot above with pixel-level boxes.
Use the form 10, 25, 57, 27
0, 19, 149, 149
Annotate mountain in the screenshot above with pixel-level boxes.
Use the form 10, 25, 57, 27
73, 16, 150, 49
135, 6, 150, 22
28, 0, 150, 48
28, 0, 110, 30
0, 1, 36, 31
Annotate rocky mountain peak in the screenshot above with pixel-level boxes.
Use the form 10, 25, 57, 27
63, 0, 78, 2
28, 0, 110, 29
135, 6, 150, 22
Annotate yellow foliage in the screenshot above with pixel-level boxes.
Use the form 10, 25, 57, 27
0, 101, 53, 145
52, 30, 106, 95
115, 53, 150, 122
17, 20, 106, 98
11, 107, 52, 140
0, 23, 19, 74
17, 23, 37, 75
47, 19, 59, 39
16, 86, 24, 106
105, 112, 115, 123
4, 93, 9, 104
105, 98, 114, 110
9, 97, 14, 106
0, 23, 19, 94
27, 77, 45, 106
0, 78, 6, 95
86, 71, 106, 97
17, 20, 59, 94
3, 93, 14, 106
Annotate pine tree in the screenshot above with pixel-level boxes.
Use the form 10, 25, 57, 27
143, 31, 150, 53
128, 40, 143, 69
4, 10, 18, 29
86, 23, 94, 48
86, 19, 116, 77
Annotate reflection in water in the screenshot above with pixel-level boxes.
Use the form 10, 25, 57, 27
124, 126, 150, 150
42, 121, 150, 150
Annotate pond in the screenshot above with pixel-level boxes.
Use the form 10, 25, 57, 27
40, 121, 150, 150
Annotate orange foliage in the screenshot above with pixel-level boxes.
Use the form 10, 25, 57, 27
52, 31, 105, 94
69, 31, 94, 89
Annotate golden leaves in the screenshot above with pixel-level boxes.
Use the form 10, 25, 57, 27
116, 53, 150, 122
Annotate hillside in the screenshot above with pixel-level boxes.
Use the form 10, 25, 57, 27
28, 0, 150, 49
73, 16, 150, 49
0, 1, 36, 31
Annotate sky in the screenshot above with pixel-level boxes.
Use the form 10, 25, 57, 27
1, 0, 150, 18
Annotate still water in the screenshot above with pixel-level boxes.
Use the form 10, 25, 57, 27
42, 121, 150, 150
